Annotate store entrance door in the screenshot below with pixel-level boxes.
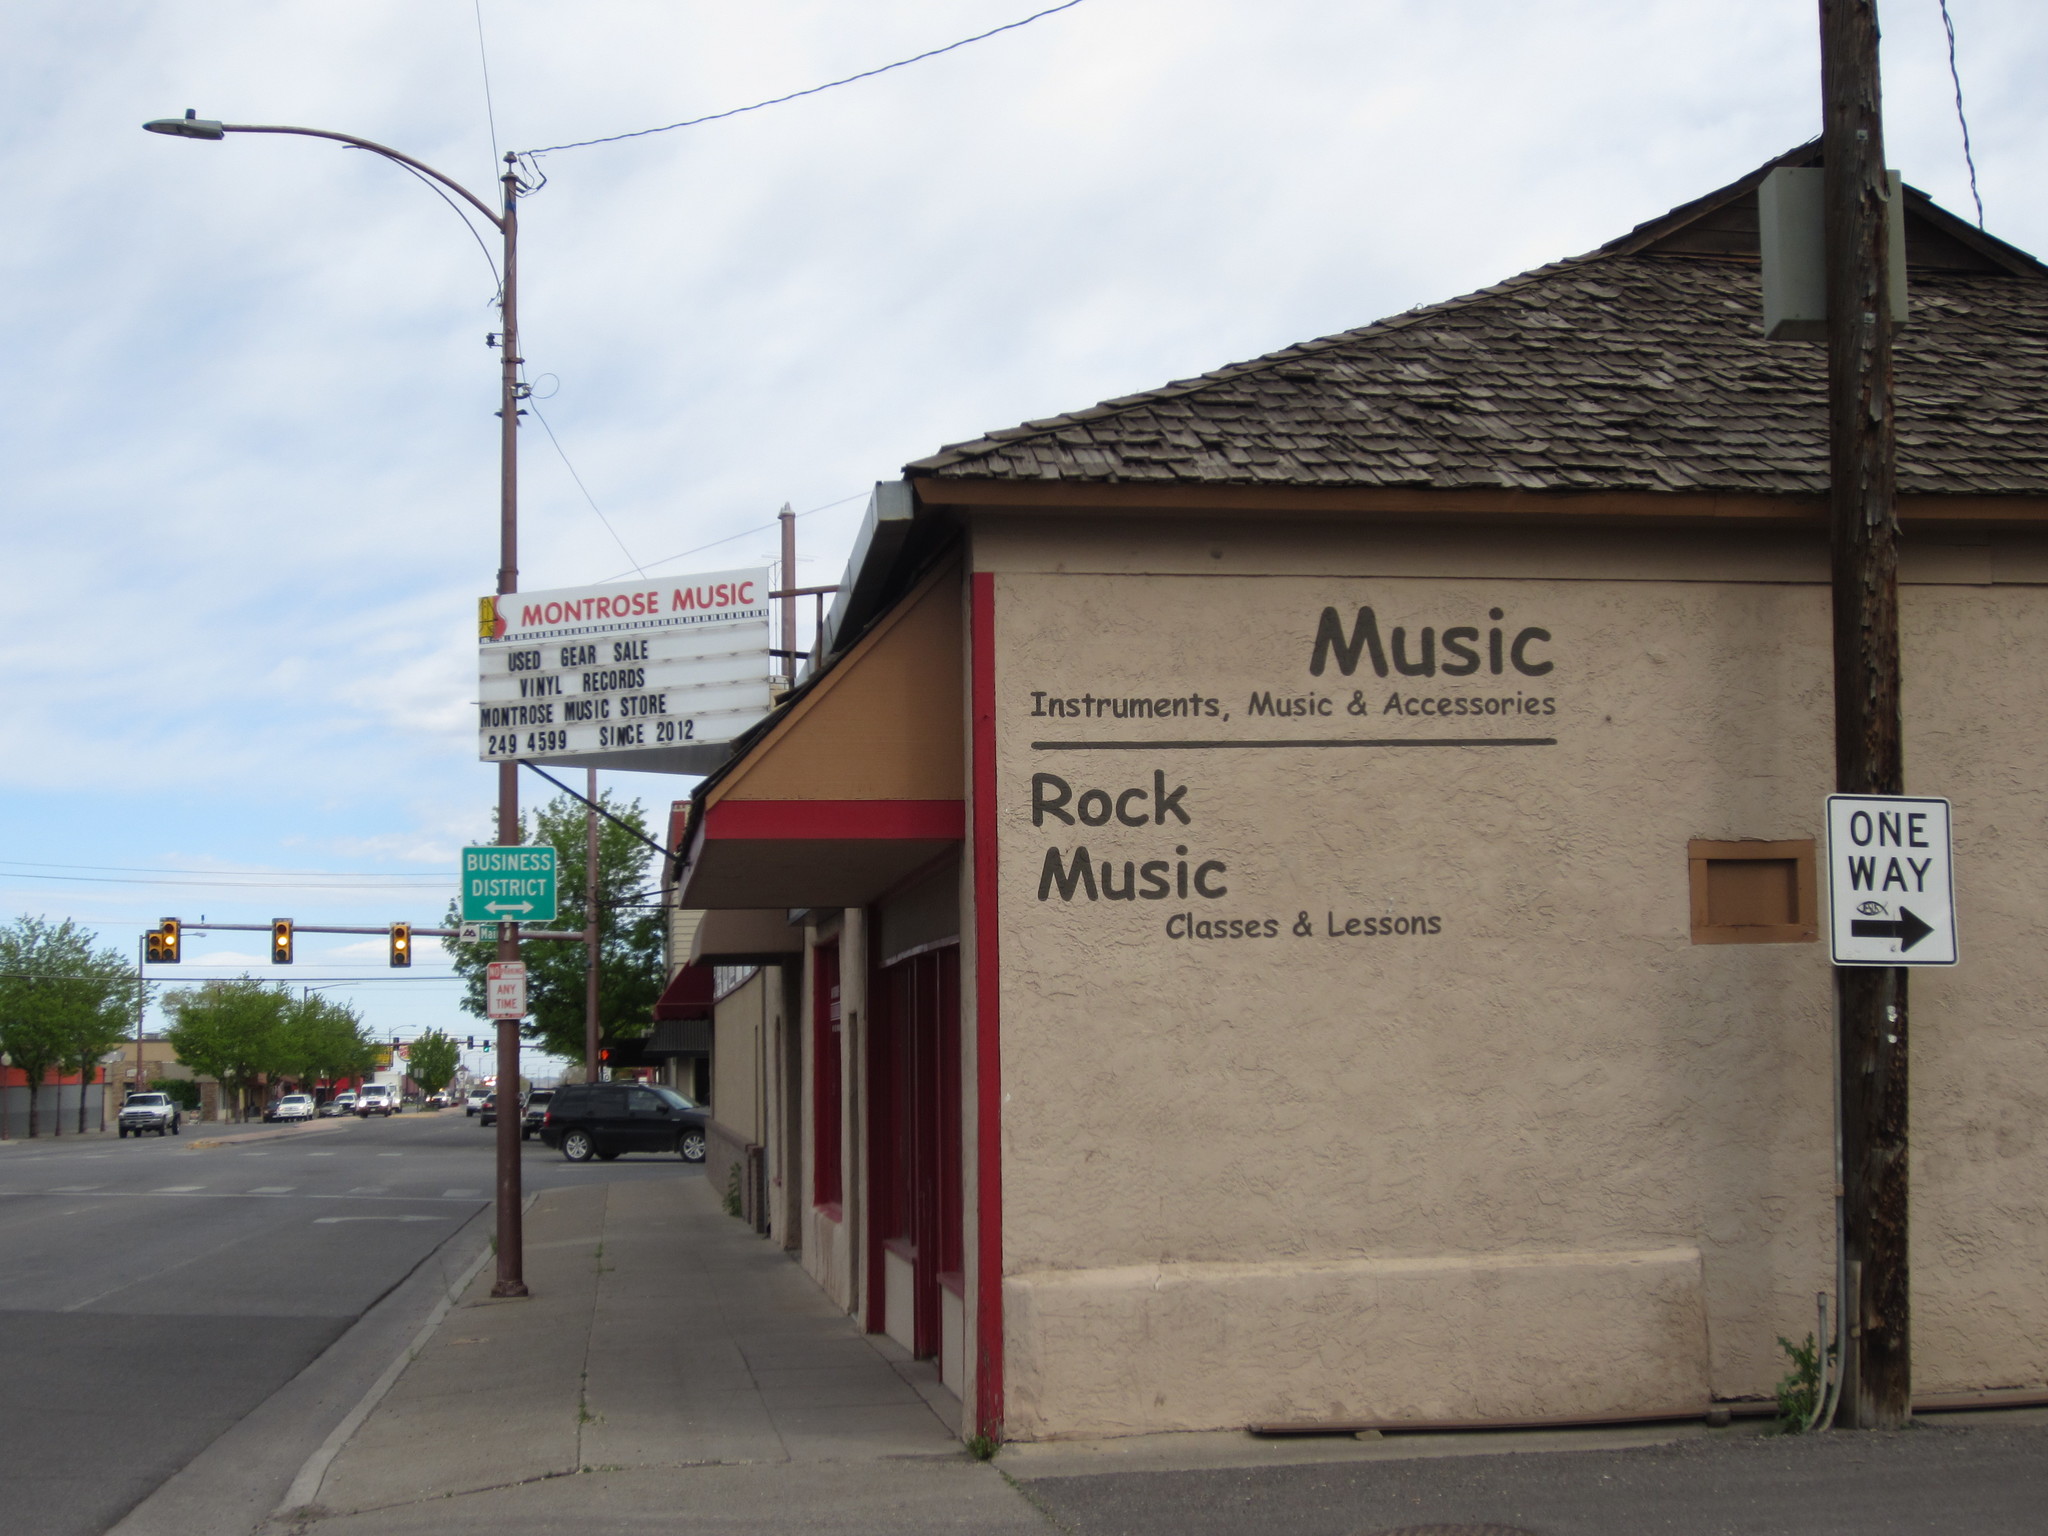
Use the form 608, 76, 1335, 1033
867, 945, 962, 1360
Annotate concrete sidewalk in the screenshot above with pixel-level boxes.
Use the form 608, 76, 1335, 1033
273, 1176, 1050, 1535
258, 1172, 2048, 1536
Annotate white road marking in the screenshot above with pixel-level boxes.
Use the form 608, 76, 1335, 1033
249, 1186, 296, 1195
347, 1187, 389, 1195
442, 1188, 480, 1197
313, 1215, 448, 1224
377, 1152, 403, 1158
49, 1186, 103, 1193
307, 1152, 335, 1157
151, 1185, 206, 1193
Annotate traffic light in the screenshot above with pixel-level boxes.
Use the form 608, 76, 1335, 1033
389, 922, 412, 968
146, 918, 181, 964
466, 1035, 475, 1050
271, 919, 293, 965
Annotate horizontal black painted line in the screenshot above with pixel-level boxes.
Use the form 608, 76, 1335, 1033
1029, 737, 1559, 751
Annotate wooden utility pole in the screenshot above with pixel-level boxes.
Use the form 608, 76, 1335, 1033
1821, 0, 1909, 1429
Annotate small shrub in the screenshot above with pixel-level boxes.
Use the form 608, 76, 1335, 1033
1774, 1331, 1829, 1432
149, 1078, 202, 1111
722, 1163, 744, 1219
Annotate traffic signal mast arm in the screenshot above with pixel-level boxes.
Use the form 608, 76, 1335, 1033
148, 920, 590, 941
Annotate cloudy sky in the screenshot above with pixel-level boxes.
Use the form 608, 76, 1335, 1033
4, 0, 2042, 1064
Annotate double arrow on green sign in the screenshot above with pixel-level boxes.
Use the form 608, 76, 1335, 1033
461, 845, 559, 924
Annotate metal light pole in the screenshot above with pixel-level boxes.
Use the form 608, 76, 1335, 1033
144, 110, 531, 1297
585, 767, 601, 1083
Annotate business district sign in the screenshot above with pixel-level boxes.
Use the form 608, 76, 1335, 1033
462, 844, 558, 923
1824, 795, 1957, 966
477, 568, 773, 774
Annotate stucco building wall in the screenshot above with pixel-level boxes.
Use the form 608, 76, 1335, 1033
979, 517, 2048, 1437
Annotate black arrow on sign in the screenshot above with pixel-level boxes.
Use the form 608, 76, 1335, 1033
1850, 907, 1935, 952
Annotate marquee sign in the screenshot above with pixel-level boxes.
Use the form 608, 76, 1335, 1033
477, 567, 772, 773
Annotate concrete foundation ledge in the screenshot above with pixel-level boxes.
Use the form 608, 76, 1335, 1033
1003, 1244, 1709, 1440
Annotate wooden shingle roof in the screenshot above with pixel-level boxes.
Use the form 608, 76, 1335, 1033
907, 149, 2048, 499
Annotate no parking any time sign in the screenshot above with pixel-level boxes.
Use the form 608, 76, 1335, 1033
1825, 795, 1957, 967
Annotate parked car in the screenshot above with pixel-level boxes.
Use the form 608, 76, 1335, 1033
355, 1084, 398, 1118
267, 1093, 316, 1123
118, 1092, 181, 1138
466, 1088, 489, 1117
320, 1091, 356, 1117
540, 1083, 706, 1163
519, 1089, 555, 1140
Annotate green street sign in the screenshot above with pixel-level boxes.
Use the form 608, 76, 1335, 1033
461, 844, 558, 923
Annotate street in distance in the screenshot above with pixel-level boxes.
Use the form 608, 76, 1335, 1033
477, 568, 773, 773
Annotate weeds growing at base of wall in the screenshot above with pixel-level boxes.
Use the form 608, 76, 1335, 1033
723, 1163, 744, 1219
966, 1433, 997, 1461
1773, 1331, 1829, 1431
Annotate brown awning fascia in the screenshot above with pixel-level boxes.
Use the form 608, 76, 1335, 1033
909, 477, 2048, 526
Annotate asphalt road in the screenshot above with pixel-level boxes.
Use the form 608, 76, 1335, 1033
1019, 1416, 2048, 1536
0, 1106, 697, 1536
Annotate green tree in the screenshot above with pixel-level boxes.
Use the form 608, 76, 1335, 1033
162, 976, 292, 1119
406, 1030, 460, 1095
270, 994, 378, 1093
0, 916, 139, 1138
444, 792, 666, 1065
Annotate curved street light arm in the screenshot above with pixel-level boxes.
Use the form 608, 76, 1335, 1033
220, 124, 504, 230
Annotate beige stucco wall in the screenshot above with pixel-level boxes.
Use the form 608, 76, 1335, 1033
711, 968, 766, 1142
798, 911, 866, 1314
979, 516, 2048, 1438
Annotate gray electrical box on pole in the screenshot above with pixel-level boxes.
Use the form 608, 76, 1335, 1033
1759, 165, 1907, 341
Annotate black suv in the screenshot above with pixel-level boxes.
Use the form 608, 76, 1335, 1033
539, 1083, 707, 1163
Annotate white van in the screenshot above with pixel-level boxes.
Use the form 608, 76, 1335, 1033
355, 1084, 398, 1118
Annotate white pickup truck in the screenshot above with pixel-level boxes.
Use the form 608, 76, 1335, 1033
118, 1092, 182, 1137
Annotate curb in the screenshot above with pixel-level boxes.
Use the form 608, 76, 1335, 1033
187, 1117, 368, 1150
274, 1198, 526, 1517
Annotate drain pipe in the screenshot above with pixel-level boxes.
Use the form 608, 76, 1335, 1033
1816, 984, 1849, 1432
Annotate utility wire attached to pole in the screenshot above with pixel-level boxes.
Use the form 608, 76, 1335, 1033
1936, 0, 1985, 229
522, 0, 1089, 159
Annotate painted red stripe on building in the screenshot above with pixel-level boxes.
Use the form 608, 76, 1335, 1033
702, 799, 964, 841
970, 571, 1004, 1443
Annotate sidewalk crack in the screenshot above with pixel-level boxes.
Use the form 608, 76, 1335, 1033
574, 1182, 611, 1469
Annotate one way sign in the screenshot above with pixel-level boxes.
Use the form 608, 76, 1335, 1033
1825, 795, 1957, 967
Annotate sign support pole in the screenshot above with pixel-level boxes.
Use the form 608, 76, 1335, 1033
492, 152, 529, 1300
1821, 0, 1907, 1427
585, 768, 601, 1084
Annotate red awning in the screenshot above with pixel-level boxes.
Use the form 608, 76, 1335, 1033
652, 963, 716, 1021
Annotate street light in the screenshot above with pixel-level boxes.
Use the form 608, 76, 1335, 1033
145, 108, 531, 1298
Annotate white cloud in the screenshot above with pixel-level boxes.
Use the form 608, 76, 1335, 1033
4, 0, 2042, 1038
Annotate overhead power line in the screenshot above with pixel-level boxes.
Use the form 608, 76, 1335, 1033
1937, 0, 1985, 229
0, 859, 448, 879
524, 0, 1089, 157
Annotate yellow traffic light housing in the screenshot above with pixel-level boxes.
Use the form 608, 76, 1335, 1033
146, 918, 181, 964
389, 922, 412, 968
271, 919, 293, 965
